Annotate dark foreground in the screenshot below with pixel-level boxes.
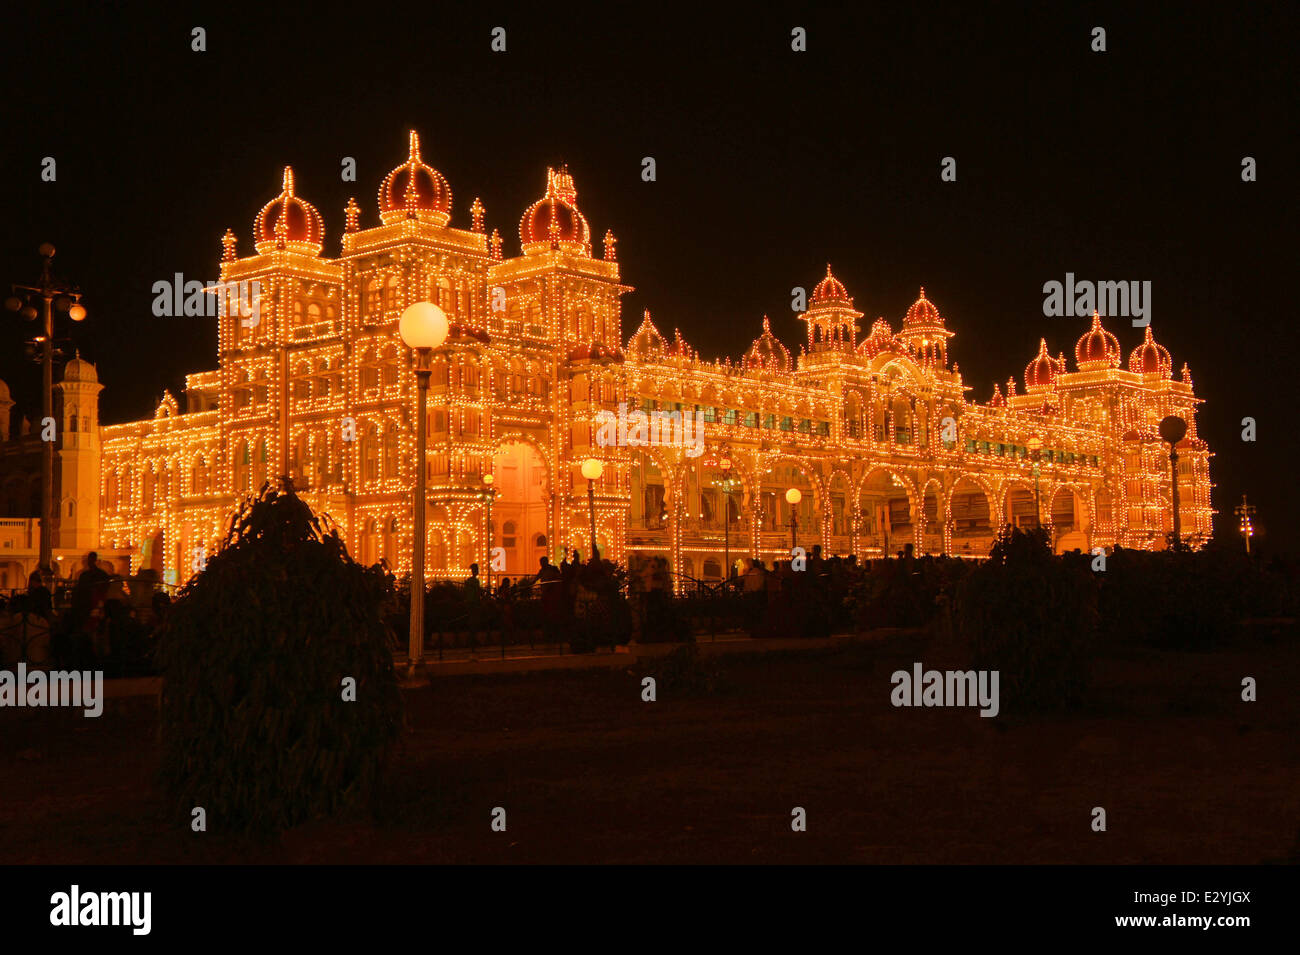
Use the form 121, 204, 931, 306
3, 629, 1298, 864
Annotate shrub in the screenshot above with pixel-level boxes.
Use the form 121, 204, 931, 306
157, 485, 403, 836
957, 526, 1098, 713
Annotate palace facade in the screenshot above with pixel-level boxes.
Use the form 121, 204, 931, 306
1, 131, 1214, 589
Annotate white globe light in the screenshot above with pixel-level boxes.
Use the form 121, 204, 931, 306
399, 301, 449, 349
581, 458, 604, 481
785, 487, 802, 505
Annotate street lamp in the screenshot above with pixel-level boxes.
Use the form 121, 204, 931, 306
399, 301, 449, 673
6, 244, 87, 577
581, 457, 604, 561
1026, 435, 1043, 529
1158, 415, 1188, 550
1235, 494, 1255, 555
720, 456, 733, 581
785, 487, 802, 552
482, 472, 495, 592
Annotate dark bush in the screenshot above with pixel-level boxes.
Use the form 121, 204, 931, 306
157, 485, 403, 836
957, 526, 1098, 713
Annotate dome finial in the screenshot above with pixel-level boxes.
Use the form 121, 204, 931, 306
409, 130, 421, 162
282, 166, 294, 196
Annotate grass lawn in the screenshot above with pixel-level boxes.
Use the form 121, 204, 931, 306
3, 628, 1298, 864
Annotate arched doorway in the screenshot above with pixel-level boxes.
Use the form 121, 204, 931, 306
858, 469, 912, 557
491, 440, 548, 577
949, 478, 994, 557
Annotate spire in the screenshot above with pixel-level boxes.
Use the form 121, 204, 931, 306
489, 228, 502, 260
344, 198, 360, 233
603, 229, 617, 261
221, 227, 237, 262
282, 166, 295, 196
470, 197, 485, 233
408, 129, 421, 162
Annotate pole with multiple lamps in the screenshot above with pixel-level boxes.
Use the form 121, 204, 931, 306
398, 301, 449, 673
5, 243, 87, 577
581, 457, 603, 562
1235, 495, 1255, 555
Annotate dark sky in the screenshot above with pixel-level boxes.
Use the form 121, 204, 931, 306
2, 3, 1294, 549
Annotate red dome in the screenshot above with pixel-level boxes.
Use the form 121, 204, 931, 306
743, 316, 792, 373
1128, 325, 1172, 377
254, 167, 324, 254
520, 167, 591, 255
812, 264, 851, 305
1024, 338, 1060, 392
857, 318, 899, 358
1075, 310, 1120, 369
378, 131, 452, 226
903, 287, 943, 327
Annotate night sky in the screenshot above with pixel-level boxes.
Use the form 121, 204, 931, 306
2, 3, 1294, 548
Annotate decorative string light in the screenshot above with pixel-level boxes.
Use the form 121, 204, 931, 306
94, 142, 1213, 586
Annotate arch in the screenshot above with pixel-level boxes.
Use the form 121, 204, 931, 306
490, 437, 550, 575
949, 476, 995, 557
856, 466, 914, 557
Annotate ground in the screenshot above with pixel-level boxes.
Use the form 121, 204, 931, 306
3, 629, 1298, 864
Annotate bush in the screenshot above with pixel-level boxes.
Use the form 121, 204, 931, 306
957, 527, 1098, 714
157, 485, 403, 836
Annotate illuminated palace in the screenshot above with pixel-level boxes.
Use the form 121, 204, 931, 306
8, 131, 1214, 588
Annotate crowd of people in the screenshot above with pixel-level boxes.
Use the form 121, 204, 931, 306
0, 552, 172, 673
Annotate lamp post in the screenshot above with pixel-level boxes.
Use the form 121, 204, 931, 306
720, 456, 733, 581
482, 472, 495, 593
581, 457, 603, 561
399, 301, 449, 673
1235, 494, 1255, 555
1159, 415, 1188, 551
785, 487, 802, 552
5, 244, 87, 577
1026, 435, 1043, 529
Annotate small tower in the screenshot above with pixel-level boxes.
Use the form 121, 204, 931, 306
801, 265, 862, 353
54, 353, 103, 551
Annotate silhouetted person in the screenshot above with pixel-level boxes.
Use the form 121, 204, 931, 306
25, 571, 53, 619
538, 556, 563, 645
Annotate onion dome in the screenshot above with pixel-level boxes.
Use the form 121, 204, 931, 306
903, 287, 943, 328
1128, 325, 1172, 377
1075, 310, 1121, 370
520, 166, 591, 255
1024, 338, 1058, 392
857, 317, 899, 358
254, 167, 325, 255
743, 316, 792, 374
62, 351, 98, 383
627, 310, 666, 360
378, 130, 453, 227
811, 264, 852, 306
